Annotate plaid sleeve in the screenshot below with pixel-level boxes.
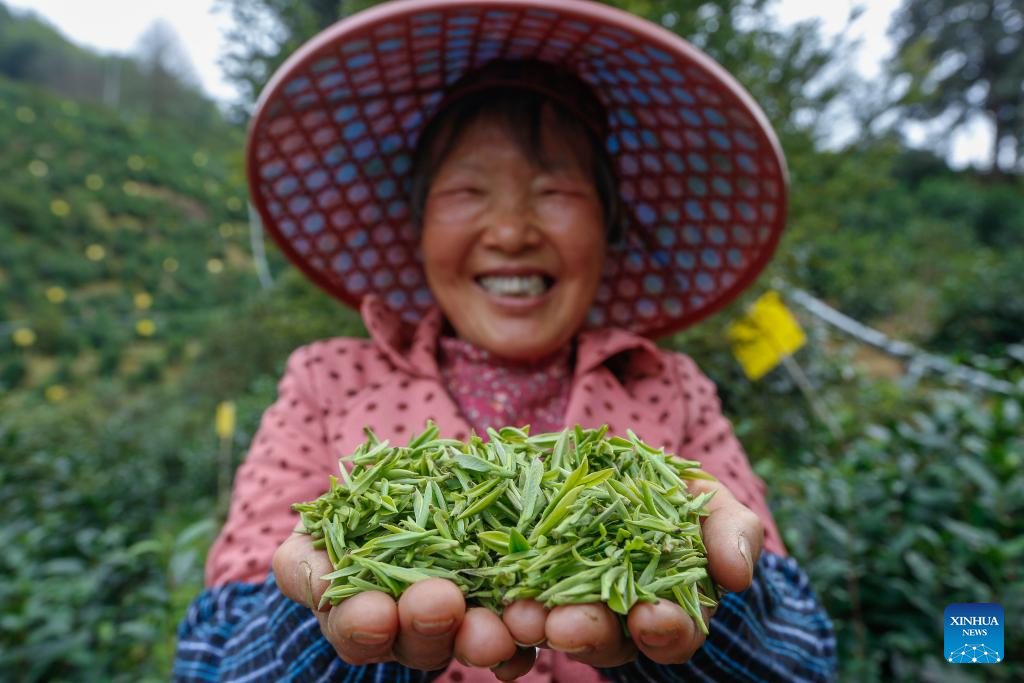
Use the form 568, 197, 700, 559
173, 573, 442, 683
599, 552, 837, 683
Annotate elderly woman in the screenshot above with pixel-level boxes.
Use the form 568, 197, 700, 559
174, 1, 836, 681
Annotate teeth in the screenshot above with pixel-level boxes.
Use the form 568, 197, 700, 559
478, 275, 548, 297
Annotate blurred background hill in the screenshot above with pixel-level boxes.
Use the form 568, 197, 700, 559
0, 1, 1021, 681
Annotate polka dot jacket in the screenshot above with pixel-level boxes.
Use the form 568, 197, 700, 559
174, 292, 836, 683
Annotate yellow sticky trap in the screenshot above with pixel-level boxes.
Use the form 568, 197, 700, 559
727, 291, 806, 380
216, 401, 236, 440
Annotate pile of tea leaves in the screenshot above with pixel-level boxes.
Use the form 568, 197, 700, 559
293, 422, 720, 632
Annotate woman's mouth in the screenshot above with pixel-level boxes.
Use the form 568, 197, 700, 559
475, 274, 553, 297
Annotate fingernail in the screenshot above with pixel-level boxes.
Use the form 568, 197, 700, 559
412, 617, 455, 635
738, 536, 753, 577
514, 638, 545, 648
299, 560, 314, 608
640, 630, 678, 648
492, 651, 520, 671
549, 643, 593, 654
351, 631, 390, 645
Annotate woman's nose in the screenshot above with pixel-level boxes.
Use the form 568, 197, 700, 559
480, 196, 541, 252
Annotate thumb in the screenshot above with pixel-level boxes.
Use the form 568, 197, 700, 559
689, 478, 764, 593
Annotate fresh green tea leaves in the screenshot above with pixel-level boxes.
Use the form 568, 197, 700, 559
293, 422, 719, 617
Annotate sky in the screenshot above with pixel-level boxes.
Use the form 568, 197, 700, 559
5, 0, 991, 167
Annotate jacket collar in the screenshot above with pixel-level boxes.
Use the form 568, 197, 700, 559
360, 292, 663, 381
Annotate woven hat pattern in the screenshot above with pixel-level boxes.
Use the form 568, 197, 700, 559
249, 0, 787, 338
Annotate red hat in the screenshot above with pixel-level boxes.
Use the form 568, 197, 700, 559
247, 0, 788, 338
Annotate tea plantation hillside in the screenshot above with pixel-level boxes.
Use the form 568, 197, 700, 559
0, 76, 255, 393
0, 75, 364, 680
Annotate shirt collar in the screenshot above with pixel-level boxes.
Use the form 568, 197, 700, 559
573, 325, 663, 379
360, 292, 663, 381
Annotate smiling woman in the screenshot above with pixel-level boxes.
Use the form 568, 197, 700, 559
418, 67, 610, 362
174, 1, 836, 681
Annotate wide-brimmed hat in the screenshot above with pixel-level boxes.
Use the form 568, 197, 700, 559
247, 0, 788, 338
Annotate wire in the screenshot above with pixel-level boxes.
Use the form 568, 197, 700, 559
777, 281, 1019, 396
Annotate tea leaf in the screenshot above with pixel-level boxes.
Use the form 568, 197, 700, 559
508, 527, 530, 554
454, 452, 501, 474
457, 482, 509, 520
517, 457, 544, 530
529, 485, 584, 541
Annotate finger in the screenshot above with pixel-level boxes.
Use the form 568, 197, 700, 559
627, 599, 705, 664
272, 531, 334, 611
323, 591, 399, 665
545, 603, 636, 667
491, 645, 537, 681
453, 607, 517, 668
689, 479, 764, 592
502, 599, 548, 647
393, 578, 466, 670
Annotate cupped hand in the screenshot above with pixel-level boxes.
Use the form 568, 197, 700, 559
273, 528, 536, 679
273, 477, 762, 678
500, 478, 765, 668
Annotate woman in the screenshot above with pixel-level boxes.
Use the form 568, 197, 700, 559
175, 1, 836, 681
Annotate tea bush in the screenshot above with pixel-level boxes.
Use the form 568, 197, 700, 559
765, 386, 1023, 682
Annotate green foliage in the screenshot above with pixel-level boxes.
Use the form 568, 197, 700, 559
185, 269, 365, 399
672, 319, 1024, 682
766, 388, 1024, 682
0, 71, 256, 679
0, 280, 361, 681
0, 76, 249, 392
889, 0, 1024, 173
215, 0, 379, 116
930, 250, 1024, 353
780, 140, 1024, 353
0, 73, 361, 676
914, 175, 1024, 249
0, 382, 219, 681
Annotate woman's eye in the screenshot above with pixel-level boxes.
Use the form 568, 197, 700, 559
539, 186, 580, 197
446, 187, 483, 196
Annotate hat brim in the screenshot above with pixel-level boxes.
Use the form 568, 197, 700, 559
247, 0, 788, 337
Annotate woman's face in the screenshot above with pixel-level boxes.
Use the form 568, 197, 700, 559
420, 109, 606, 362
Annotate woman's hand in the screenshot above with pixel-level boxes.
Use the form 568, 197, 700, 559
273, 528, 537, 679
273, 477, 762, 678
500, 478, 765, 668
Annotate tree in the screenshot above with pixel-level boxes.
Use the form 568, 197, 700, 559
135, 20, 201, 118
889, 0, 1024, 174
127, 20, 224, 131
214, 0, 377, 119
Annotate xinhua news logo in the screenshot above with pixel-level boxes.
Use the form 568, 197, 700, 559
945, 603, 1003, 664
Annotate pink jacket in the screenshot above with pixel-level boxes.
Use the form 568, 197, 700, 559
206, 292, 786, 682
